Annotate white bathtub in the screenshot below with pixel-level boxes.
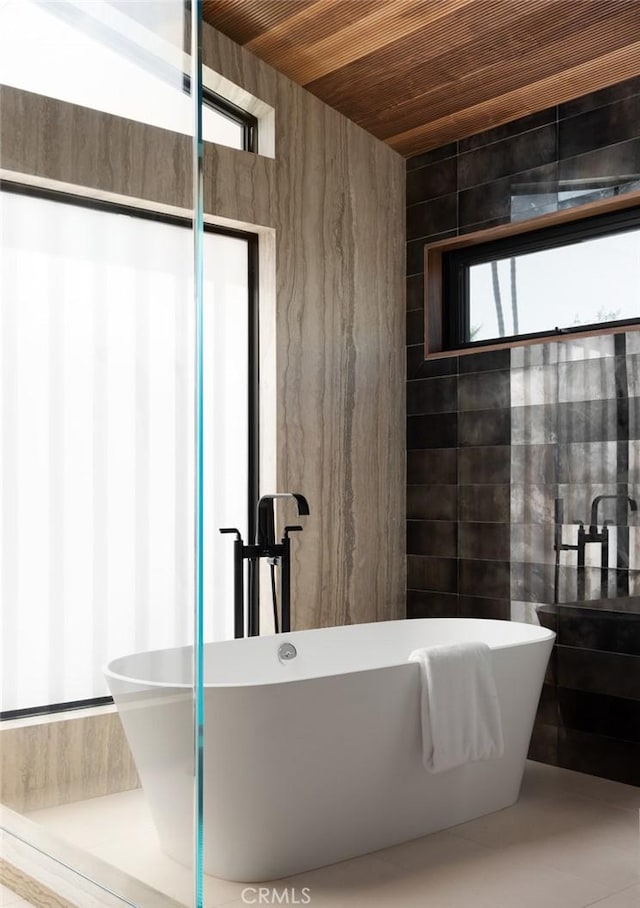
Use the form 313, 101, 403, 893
105, 618, 554, 882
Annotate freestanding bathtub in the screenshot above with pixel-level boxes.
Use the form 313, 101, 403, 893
105, 618, 554, 882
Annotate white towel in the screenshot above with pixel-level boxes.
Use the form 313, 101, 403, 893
409, 642, 504, 773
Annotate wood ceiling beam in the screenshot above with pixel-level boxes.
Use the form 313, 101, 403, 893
246, 0, 478, 87
202, 0, 314, 46
204, 0, 640, 159
388, 40, 640, 156
362, 4, 639, 141
306, 0, 594, 127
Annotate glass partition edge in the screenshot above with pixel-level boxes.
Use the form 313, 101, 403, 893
191, 2, 205, 906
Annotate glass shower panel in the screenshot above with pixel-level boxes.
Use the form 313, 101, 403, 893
0, 1, 218, 905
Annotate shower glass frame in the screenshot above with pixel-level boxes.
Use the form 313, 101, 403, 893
0, 1, 226, 905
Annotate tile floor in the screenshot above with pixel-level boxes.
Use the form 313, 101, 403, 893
0, 883, 35, 906
25, 761, 640, 908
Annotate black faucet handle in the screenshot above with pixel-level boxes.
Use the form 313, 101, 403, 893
220, 527, 242, 542
283, 525, 303, 540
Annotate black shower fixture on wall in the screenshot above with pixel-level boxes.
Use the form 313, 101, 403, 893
220, 493, 310, 638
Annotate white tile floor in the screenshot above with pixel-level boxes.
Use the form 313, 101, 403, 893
25, 761, 640, 908
0, 883, 35, 907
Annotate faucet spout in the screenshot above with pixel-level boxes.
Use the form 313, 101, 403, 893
589, 493, 637, 534
256, 493, 310, 546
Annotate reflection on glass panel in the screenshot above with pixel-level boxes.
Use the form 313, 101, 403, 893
511, 176, 640, 222
469, 228, 640, 343
0, 188, 249, 715
0, 0, 245, 149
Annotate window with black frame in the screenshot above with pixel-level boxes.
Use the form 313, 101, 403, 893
0, 0, 258, 153
442, 205, 640, 351
0, 183, 259, 719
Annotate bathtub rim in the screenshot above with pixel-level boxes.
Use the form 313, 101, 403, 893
104, 617, 555, 692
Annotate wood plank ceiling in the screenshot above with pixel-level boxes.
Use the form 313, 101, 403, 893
202, 0, 640, 158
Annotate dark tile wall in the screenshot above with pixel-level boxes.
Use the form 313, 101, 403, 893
406, 346, 513, 622
406, 75, 640, 786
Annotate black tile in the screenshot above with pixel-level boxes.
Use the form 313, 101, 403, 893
559, 93, 640, 160
510, 561, 555, 603
557, 645, 640, 700
458, 369, 510, 411
511, 444, 557, 485
460, 109, 557, 153
407, 449, 457, 485
556, 357, 617, 405
407, 375, 457, 415
407, 192, 458, 241
536, 683, 559, 727
459, 162, 558, 229
510, 483, 556, 525
459, 177, 511, 228
459, 408, 510, 446
511, 405, 557, 447
535, 598, 559, 630
558, 726, 640, 786
559, 76, 640, 119
407, 520, 457, 557
458, 215, 511, 235
459, 484, 510, 522
558, 567, 640, 604
407, 484, 457, 521
458, 348, 510, 373
536, 611, 560, 648
629, 396, 640, 443
558, 688, 640, 743
459, 559, 510, 599
512, 400, 626, 446
407, 590, 458, 619
553, 482, 637, 526
406, 274, 424, 312
557, 605, 640, 656
558, 138, 640, 185
457, 593, 510, 620
458, 123, 557, 190
407, 555, 457, 593
528, 723, 559, 765
545, 645, 558, 686
510, 523, 555, 566
458, 446, 511, 484
459, 522, 510, 560
407, 412, 457, 449
579, 399, 640, 444
406, 238, 425, 276
408, 231, 459, 276
407, 352, 458, 380
407, 142, 458, 171
406, 308, 424, 346
407, 155, 457, 206
407, 344, 424, 379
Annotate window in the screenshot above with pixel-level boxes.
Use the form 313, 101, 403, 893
0, 0, 257, 151
424, 195, 640, 355
0, 184, 258, 718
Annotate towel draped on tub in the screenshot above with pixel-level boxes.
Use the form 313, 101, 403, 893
408, 642, 504, 773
